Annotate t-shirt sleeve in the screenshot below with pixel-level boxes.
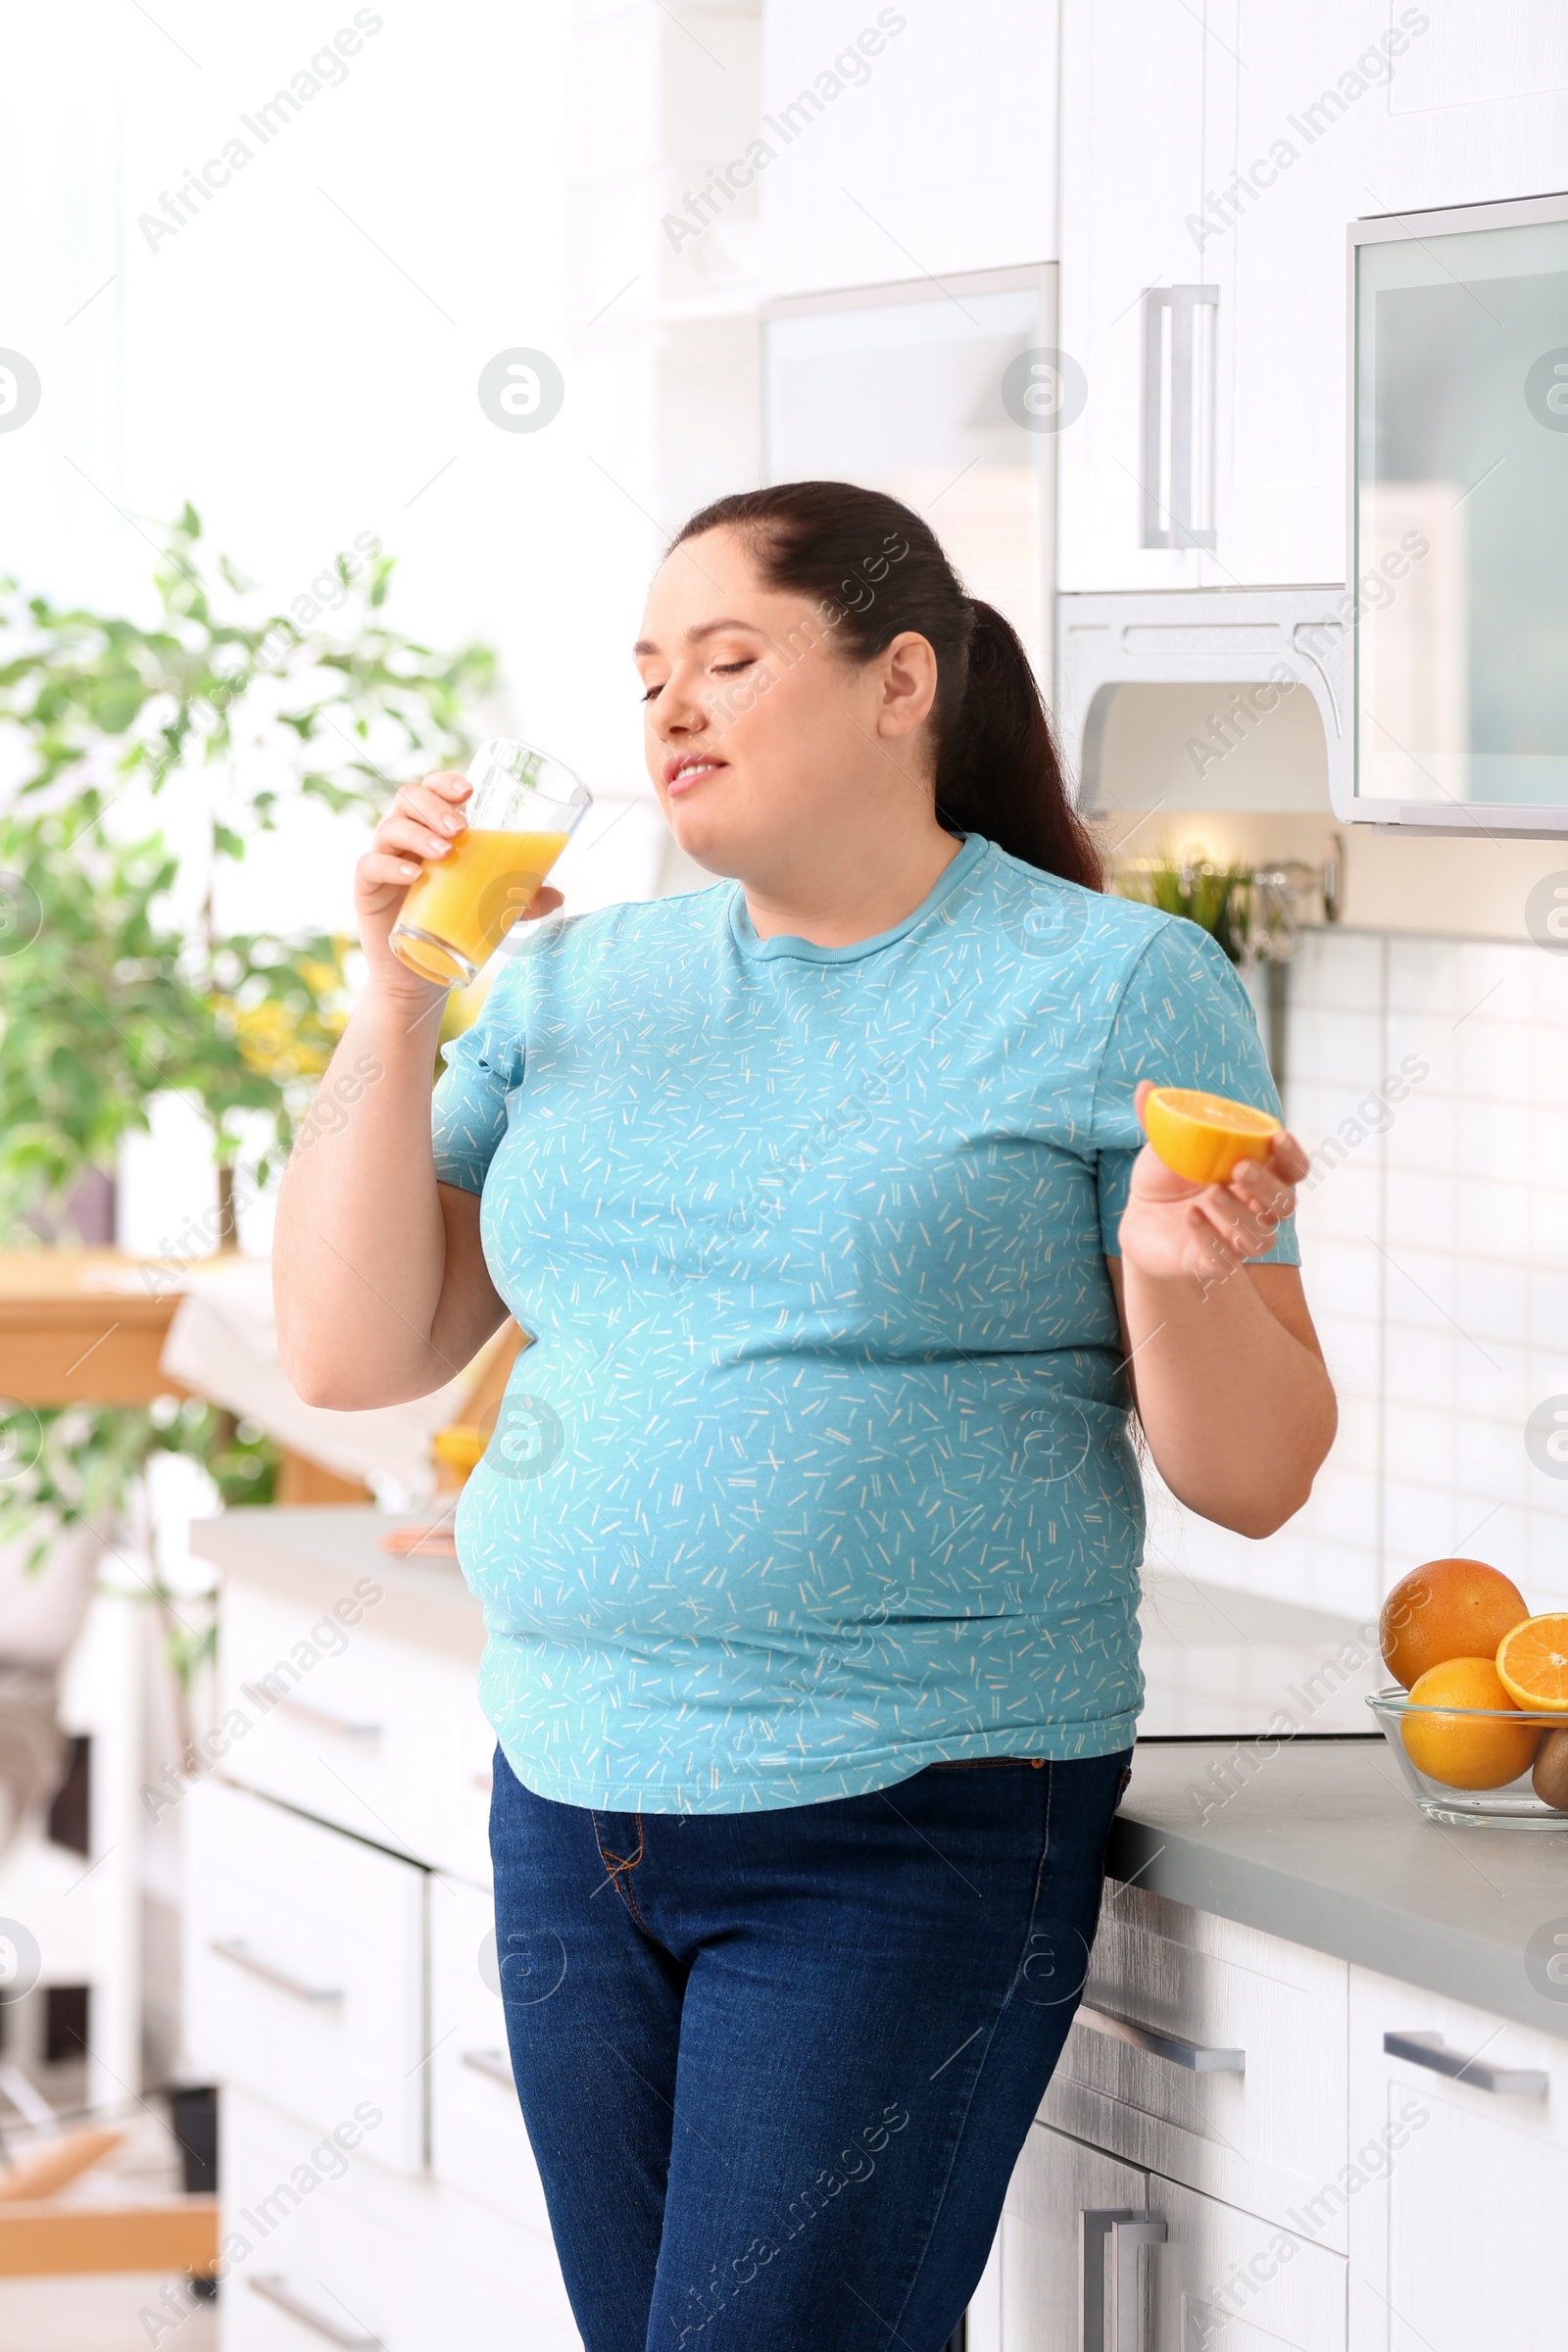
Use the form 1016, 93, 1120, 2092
430, 971, 526, 1196
1091, 916, 1298, 1265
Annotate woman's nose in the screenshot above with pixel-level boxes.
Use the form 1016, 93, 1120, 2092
651, 666, 709, 741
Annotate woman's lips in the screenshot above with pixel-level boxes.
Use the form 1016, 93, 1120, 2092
664, 756, 726, 796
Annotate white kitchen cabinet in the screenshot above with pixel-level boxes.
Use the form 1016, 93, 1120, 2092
427, 1872, 554, 2234
988, 2120, 1149, 2351
1196, 9, 1357, 590
216, 1575, 494, 1888
184, 1780, 429, 2178
1041, 1883, 1349, 2244
1056, 0, 1208, 592
983, 2122, 1346, 2352
1063, 0, 1568, 595
1347, 1966, 1568, 2351
221, 2088, 428, 2352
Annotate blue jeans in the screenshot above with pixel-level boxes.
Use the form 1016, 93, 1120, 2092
490, 1748, 1131, 2352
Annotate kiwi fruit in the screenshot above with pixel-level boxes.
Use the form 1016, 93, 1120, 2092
1531, 1727, 1568, 1811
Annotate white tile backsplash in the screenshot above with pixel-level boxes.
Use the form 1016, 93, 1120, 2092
1151, 925, 1568, 1632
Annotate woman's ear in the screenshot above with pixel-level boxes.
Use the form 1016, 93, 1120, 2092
876, 632, 940, 741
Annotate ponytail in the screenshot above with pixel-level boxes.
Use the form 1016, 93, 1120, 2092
667, 482, 1104, 893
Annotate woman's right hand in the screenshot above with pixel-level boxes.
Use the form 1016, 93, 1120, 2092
355, 770, 472, 1000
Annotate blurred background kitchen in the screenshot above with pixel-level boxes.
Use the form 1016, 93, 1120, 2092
2, 2, 1568, 2345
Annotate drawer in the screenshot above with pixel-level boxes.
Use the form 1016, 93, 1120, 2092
221, 2087, 430, 2352
1039, 1881, 1348, 2245
428, 1875, 555, 2234
216, 1576, 493, 1884
1347, 1966, 1568, 2351
986, 2125, 1346, 2352
183, 1780, 427, 2174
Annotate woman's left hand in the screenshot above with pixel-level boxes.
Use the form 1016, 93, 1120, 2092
1116, 1078, 1309, 1291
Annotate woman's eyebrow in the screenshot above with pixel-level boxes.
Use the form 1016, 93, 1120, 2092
632, 617, 758, 657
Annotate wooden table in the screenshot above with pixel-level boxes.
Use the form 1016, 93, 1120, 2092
0, 1250, 187, 1405
0, 1251, 366, 1499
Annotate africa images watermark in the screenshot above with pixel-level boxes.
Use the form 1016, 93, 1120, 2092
1187, 528, 1431, 782
138, 1575, 383, 1821
1186, 7, 1431, 248
138, 2100, 384, 2343
1187, 1603, 1394, 1827
137, 10, 386, 254
661, 8, 907, 255
1202, 2095, 1429, 2328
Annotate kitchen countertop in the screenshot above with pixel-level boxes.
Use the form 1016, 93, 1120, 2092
192, 1508, 1568, 2036
189, 1505, 483, 1665
1111, 1740, 1568, 2040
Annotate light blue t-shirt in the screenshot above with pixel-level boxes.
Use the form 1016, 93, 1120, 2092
431, 834, 1294, 1813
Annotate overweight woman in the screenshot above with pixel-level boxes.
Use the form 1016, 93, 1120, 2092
275, 481, 1335, 2352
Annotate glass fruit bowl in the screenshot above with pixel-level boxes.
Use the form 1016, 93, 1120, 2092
1368, 1689, 1568, 1829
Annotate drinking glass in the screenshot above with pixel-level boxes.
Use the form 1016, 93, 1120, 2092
390, 739, 590, 987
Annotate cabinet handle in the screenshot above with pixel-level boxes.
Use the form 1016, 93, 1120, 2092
1383, 2030, 1547, 2098
248, 2275, 381, 2346
1141, 284, 1218, 550
1080, 2209, 1131, 2351
461, 2045, 516, 2089
1079, 2212, 1165, 2352
241, 1683, 382, 1740
1078, 2002, 1245, 2075
209, 1937, 344, 2007
1110, 2220, 1165, 2352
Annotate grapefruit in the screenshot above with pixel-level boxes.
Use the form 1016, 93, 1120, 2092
1379, 1559, 1528, 1690
1400, 1657, 1541, 1790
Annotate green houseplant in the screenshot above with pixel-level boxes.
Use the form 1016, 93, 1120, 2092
0, 508, 497, 1719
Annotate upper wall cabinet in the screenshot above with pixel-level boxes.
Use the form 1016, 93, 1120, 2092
1056, 0, 1209, 593
1058, 0, 1568, 597
1351, 194, 1568, 833
763, 269, 1055, 679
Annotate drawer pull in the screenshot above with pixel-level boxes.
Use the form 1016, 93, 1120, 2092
241, 1684, 382, 1741
209, 1937, 344, 2008
1081, 2211, 1165, 2352
248, 2274, 381, 2346
1383, 2030, 1547, 2098
1077, 2003, 1245, 2075
462, 2045, 516, 2090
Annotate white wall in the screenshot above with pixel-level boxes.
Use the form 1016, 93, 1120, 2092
1152, 925, 1568, 1625
0, 0, 679, 937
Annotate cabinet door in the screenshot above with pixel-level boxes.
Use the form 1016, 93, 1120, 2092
1197, 5, 1363, 589
1151, 2177, 1346, 2352
1057, 0, 1207, 591
1042, 1883, 1349, 2244
1348, 1968, 1568, 2350
222, 2087, 432, 2352
998, 2122, 1148, 2351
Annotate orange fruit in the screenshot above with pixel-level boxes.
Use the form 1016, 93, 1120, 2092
1495, 1614, 1568, 1713
1142, 1088, 1281, 1185
1379, 1558, 1529, 1690
1400, 1657, 1541, 1790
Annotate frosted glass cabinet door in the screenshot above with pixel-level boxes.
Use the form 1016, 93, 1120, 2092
1351, 193, 1568, 829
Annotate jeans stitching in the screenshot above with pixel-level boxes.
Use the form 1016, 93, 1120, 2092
592, 1809, 654, 1932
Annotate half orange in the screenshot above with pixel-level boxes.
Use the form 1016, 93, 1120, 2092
1142, 1088, 1282, 1187
1495, 1614, 1568, 1713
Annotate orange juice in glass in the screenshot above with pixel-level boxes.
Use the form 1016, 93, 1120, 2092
390, 739, 591, 987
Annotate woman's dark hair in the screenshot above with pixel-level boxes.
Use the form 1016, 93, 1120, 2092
667, 480, 1103, 891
